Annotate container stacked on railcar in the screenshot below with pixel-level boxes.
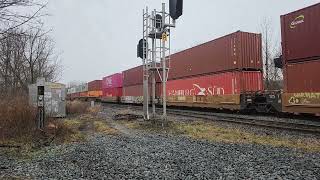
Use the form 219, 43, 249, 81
101, 73, 123, 103
122, 65, 162, 104
87, 80, 102, 98
166, 31, 264, 110
281, 3, 320, 114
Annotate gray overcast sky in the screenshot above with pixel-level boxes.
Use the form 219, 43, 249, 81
44, 0, 319, 84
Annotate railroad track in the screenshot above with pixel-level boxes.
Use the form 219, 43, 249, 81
166, 109, 320, 134
102, 103, 320, 134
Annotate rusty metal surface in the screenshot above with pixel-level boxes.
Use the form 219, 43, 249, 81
284, 60, 320, 93
281, 3, 320, 62
168, 31, 262, 80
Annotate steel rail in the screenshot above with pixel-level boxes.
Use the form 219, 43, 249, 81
101, 103, 320, 134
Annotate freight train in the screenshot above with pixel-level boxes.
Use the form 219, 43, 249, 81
67, 3, 320, 116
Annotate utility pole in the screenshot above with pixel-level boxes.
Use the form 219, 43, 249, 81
137, 0, 183, 121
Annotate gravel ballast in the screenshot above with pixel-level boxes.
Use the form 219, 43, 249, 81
1, 132, 320, 179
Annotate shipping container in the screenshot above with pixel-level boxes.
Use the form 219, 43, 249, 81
102, 87, 123, 97
168, 31, 262, 80
87, 90, 102, 97
123, 84, 144, 97
123, 66, 143, 87
122, 84, 162, 97
166, 71, 263, 110
284, 60, 320, 93
123, 65, 162, 87
281, 3, 320, 62
88, 80, 102, 91
102, 73, 123, 89
28, 82, 66, 118
167, 71, 263, 96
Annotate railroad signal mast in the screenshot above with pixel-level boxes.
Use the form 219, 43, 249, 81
37, 78, 45, 129
137, 0, 183, 120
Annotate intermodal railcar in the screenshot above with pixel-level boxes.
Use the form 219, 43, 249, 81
67, 3, 320, 116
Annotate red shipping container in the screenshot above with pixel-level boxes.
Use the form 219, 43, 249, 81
102, 73, 123, 89
123, 84, 144, 96
123, 83, 162, 97
102, 88, 123, 97
168, 31, 262, 80
281, 3, 320, 62
123, 66, 143, 87
167, 71, 263, 96
88, 80, 102, 91
123, 65, 162, 87
284, 60, 320, 93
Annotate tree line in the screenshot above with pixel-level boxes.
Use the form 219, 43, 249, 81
0, 0, 61, 95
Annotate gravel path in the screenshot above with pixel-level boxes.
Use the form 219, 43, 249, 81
1, 105, 319, 179
1, 130, 320, 179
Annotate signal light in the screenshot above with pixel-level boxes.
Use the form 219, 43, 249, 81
155, 14, 162, 29
169, 0, 183, 20
137, 39, 147, 59
274, 56, 283, 69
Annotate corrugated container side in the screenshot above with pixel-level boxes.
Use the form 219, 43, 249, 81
102, 88, 123, 97
123, 84, 144, 97
281, 3, 320, 62
88, 80, 102, 91
122, 83, 162, 97
123, 66, 143, 87
123, 65, 161, 86
102, 73, 123, 89
166, 71, 263, 96
284, 60, 320, 93
238, 32, 262, 69
168, 31, 262, 80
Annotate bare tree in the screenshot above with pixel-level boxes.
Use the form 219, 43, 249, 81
0, 0, 47, 38
259, 17, 283, 90
0, 0, 62, 95
0, 27, 62, 94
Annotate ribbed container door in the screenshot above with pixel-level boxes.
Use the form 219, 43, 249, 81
285, 60, 320, 93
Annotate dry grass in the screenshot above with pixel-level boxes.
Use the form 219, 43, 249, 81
122, 119, 320, 152
177, 121, 320, 152
0, 95, 36, 142
88, 105, 102, 116
94, 121, 119, 135
66, 100, 89, 115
